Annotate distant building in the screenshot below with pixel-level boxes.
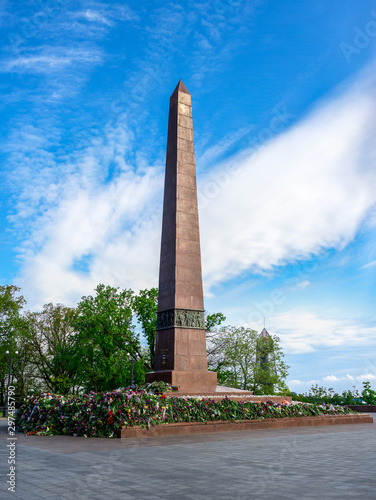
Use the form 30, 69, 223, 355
256, 328, 277, 392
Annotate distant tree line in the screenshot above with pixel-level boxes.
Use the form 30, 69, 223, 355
291, 382, 376, 406
1, 284, 289, 403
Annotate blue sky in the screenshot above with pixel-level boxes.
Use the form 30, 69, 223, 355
1, 1, 376, 394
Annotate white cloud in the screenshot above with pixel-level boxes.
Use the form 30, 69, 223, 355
10, 120, 163, 309
7, 63, 376, 312
323, 375, 342, 382
323, 375, 353, 382
199, 69, 376, 290
358, 373, 376, 380
323, 373, 376, 382
288, 379, 320, 385
259, 310, 376, 354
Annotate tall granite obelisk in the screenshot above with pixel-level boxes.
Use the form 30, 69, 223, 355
145, 81, 217, 393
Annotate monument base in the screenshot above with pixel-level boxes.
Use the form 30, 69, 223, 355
145, 369, 217, 394
120, 413, 373, 438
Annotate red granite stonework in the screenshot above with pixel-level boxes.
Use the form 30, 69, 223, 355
145, 81, 217, 393
120, 414, 373, 438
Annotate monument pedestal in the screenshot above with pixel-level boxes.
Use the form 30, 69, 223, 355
145, 370, 217, 394
146, 325, 217, 393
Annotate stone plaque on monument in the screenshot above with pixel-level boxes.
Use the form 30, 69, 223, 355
145, 81, 217, 393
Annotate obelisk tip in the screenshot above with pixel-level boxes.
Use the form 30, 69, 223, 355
172, 80, 190, 96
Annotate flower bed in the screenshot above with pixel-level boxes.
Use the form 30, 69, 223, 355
15, 390, 354, 438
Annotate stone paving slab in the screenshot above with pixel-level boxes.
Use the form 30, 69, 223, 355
1, 415, 375, 499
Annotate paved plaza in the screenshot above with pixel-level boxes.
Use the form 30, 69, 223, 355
1, 415, 375, 500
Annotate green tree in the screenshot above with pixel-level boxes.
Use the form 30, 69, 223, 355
208, 326, 289, 393
206, 312, 227, 384
361, 381, 376, 404
71, 284, 144, 392
205, 312, 226, 332
132, 288, 158, 369
0, 285, 26, 335
11, 337, 43, 403
0, 285, 26, 405
23, 303, 78, 394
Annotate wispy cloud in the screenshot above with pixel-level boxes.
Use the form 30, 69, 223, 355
1, 1, 137, 106
295, 280, 310, 290
3, 1, 138, 48
190, 0, 266, 84
197, 126, 253, 171
8, 118, 163, 309
361, 260, 376, 269
2, 46, 103, 73
78, 9, 113, 26
62, 3, 138, 36
1, 45, 103, 73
